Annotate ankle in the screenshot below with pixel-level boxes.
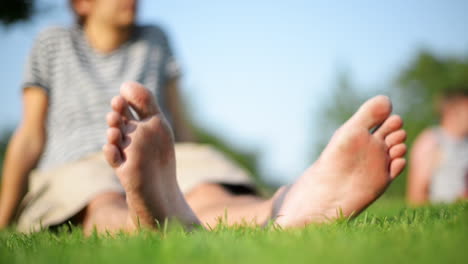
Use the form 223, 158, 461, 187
270, 185, 291, 219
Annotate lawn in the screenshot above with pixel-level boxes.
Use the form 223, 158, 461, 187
0, 199, 467, 264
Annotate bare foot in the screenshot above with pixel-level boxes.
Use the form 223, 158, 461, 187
103, 81, 200, 229
274, 96, 407, 227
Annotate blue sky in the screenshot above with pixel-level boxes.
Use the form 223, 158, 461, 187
1, 0, 467, 185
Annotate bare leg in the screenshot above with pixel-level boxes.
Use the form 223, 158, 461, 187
186, 183, 286, 227
81, 185, 274, 233
81, 192, 134, 235
103, 82, 200, 230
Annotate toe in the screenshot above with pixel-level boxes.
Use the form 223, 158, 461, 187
106, 111, 122, 128
350, 95, 392, 130
385, 129, 407, 148
120, 81, 161, 119
389, 143, 407, 159
107, 127, 122, 145
111, 96, 127, 114
103, 144, 123, 168
390, 158, 406, 180
111, 96, 134, 120
374, 115, 403, 139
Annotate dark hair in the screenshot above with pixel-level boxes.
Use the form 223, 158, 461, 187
442, 84, 468, 99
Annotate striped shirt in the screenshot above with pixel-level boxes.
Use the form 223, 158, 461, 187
22, 25, 181, 170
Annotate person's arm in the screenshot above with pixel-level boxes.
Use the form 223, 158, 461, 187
164, 78, 196, 142
0, 87, 48, 228
407, 130, 438, 206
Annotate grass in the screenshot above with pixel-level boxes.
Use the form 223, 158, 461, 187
0, 199, 467, 264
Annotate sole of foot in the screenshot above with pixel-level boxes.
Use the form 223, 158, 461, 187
103, 81, 200, 229
274, 95, 407, 227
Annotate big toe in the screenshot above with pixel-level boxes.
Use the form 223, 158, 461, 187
120, 81, 161, 119
349, 95, 392, 130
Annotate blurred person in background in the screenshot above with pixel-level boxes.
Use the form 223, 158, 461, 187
0, 0, 259, 233
407, 86, 468, 205
0, 0, 408, 233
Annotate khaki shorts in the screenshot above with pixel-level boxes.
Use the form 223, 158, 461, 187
16, 143, 254, 233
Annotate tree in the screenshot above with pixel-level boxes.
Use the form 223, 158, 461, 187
395, 50, 468, 122
0, 0, 36, 26
0, 131, 12, 177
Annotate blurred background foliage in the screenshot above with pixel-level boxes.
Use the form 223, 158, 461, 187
1, 1, 467, 198
0, 132, 10, 176
0, 0, 36, 26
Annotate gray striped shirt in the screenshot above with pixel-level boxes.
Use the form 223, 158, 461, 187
22, 25, 181, 170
